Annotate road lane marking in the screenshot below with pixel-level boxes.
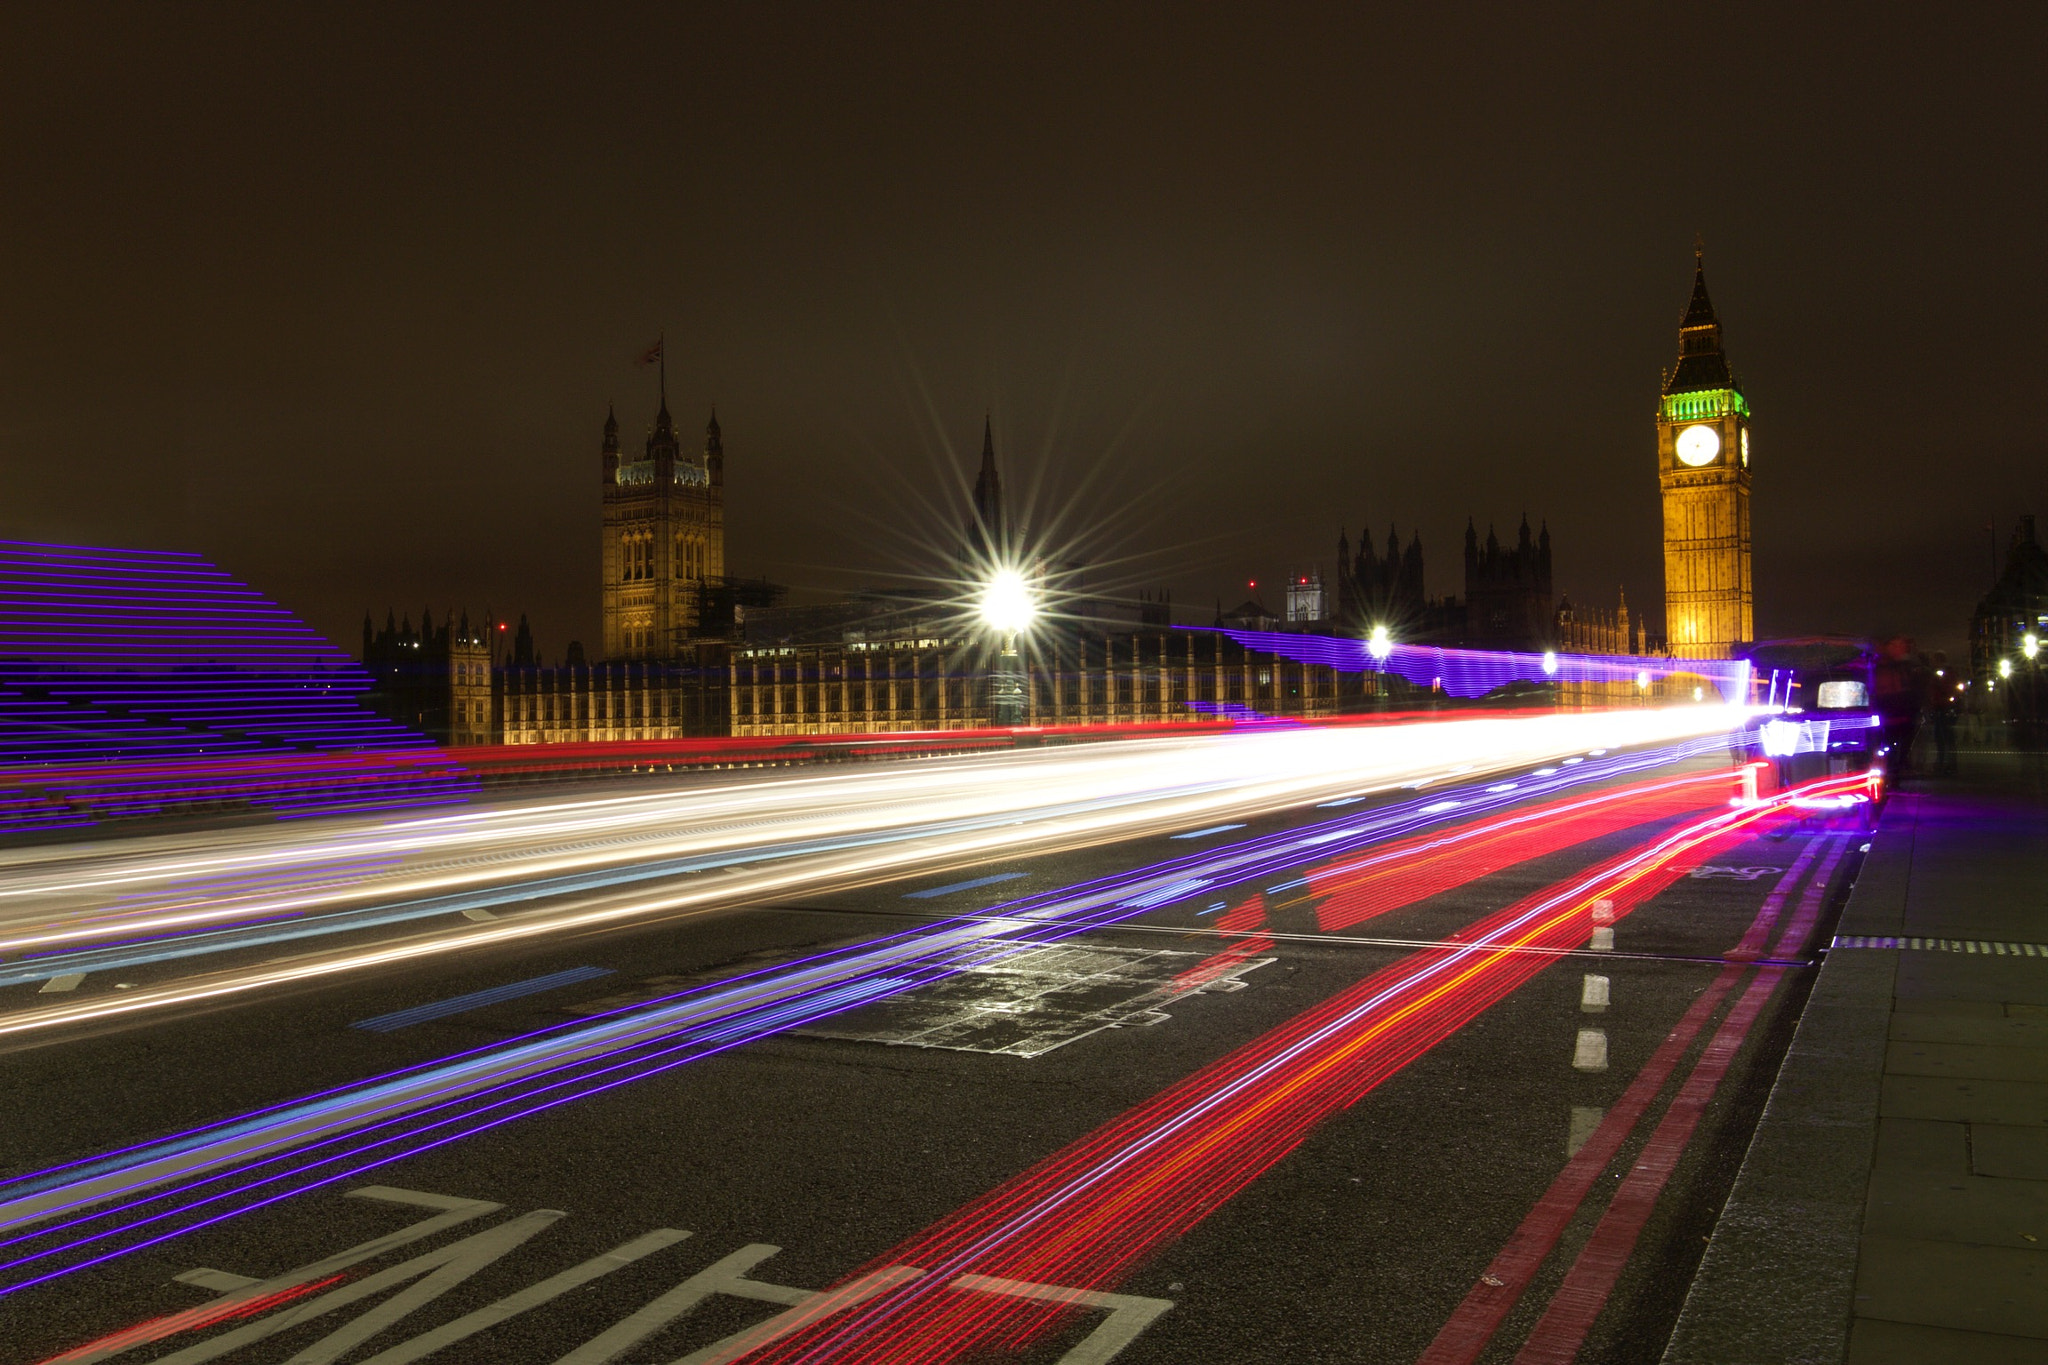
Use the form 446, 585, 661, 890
1587, 928, 1613, 951
1572, 1030, 1608, 1071
902, 873, 1026, 900
38, 974, 85, 994
1566, 1107, 1603, 1158
349, 967, 616, 1033
1415, 965, 1749, 1365
173, 1269, 258, 1292
1512, 967, 1787, 1364
1169, 824, 1245, 840
785, 778, 1876, 1363
1417, 827, 1853, 1365
458, 908, 497, 922
1579, 975, 1608, 1013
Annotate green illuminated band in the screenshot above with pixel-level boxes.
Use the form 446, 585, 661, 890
1660, 388, 1750, 422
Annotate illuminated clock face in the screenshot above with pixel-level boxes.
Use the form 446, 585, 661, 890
1740, 428, 1750, 466
1675, 424, 1720, 467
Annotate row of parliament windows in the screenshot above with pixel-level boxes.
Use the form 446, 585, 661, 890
728, 635, 1338, 736
618, 533, 713, 583
492, 635, 1342, 745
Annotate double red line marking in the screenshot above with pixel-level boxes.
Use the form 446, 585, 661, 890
1424, 802, 1858, 1365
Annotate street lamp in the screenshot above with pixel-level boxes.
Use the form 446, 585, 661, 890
979, 567, 1037, 727
1367, 624, 1392, 661
2025, 633, 2040, 661
2000, 657, 2015, 679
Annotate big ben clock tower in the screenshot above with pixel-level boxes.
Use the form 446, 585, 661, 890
1658, 247, 1753, 660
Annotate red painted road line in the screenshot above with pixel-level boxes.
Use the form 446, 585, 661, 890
1411, 962, 1746, 1365
1723, 834, 1828, 962
1510, 964, 1787, 1365
1769, 836, 1850, 960
1414, 832, 1835, 1365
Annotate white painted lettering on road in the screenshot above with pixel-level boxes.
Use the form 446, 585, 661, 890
951, 1273, 1177, 1365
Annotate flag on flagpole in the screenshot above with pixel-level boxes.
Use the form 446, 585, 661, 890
637, 339, 663, 366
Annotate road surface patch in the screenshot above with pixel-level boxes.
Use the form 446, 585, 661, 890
796, 941, 1272, 1058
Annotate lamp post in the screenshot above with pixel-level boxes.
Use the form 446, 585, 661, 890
979, 567, 1037, 728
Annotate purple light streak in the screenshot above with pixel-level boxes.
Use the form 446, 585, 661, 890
1192, 625, 1754, 701
0, 538, 475, 830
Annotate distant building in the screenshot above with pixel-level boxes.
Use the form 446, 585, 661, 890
1971, 514, 2048, 703
1554, 589, 1642, 656
1284, 569, 1327, 625
1658, 247, 1754, 659
601, 371, 726, 659
361, 608, 495, 746
1335, 524, 1428, 633
1464, 515, 1554, 651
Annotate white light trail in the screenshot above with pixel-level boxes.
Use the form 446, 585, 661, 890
0, 709, 1750, 1039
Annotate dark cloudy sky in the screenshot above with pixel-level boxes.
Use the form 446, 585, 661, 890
3, 4, 2042, 659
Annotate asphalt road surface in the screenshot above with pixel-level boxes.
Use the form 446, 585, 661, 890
0, 726, 1871, 1365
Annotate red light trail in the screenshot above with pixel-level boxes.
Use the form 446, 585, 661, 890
731, 770, 1873, 1365
33, 1273, 346, 1365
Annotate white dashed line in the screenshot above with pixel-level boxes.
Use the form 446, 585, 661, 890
1579, 975, 1610, 1013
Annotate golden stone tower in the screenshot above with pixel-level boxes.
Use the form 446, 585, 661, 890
1658, 249, 1752, 660
600, 364, 725, 660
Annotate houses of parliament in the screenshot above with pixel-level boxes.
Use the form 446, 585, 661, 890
362, 253, 1755, 744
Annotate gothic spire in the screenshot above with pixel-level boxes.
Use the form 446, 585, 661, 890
1665, 242, 1734, 395
1682, 239, 1718, 330
970, 415, 1004, 559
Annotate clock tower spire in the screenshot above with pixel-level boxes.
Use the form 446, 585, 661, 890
1657, 243, 1753, 660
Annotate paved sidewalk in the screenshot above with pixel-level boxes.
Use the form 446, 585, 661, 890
1665, 751, 2048, 1365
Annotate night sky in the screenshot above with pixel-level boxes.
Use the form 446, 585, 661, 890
4, 5, 2042, 660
